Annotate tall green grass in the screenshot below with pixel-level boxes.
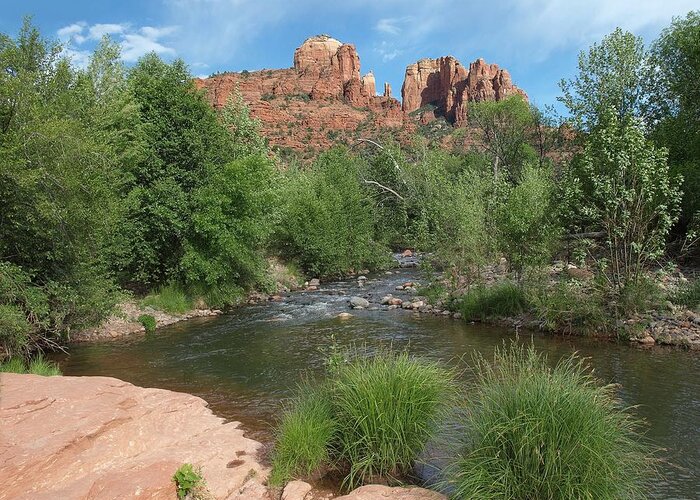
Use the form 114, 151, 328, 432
458, 281, 530, 320
269, 351, 456, 489
141, 284, 192, 314
671, 279, 700, 309
331, 352, 455, 489
269, 387, 336, 487
444, 343, 654, 499
0, 355, 61, 375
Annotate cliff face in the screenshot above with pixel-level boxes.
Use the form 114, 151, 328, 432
195, 36, 526, 155
195, 35, 406, 156
402, 56, 527, 126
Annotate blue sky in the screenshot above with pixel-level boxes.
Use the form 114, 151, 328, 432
1, 0, 697, 111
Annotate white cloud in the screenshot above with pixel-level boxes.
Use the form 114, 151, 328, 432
88, 23, 128, 41
375, 18, 406, 36
56, 21, 178, 66
121, 26, 178, 61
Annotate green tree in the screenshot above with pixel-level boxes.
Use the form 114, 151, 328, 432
559, 28, 646, 129
468, 95, 536, 181
118, 53, 233, 287
496, 164, 561, 278
572, 110, 681, 291
0, 20, 123, 355
646, 11, 700, 241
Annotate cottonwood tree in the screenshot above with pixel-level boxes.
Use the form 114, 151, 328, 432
468, 95, 536, 182
559, 28, 647, 130
575, 110, 681, 291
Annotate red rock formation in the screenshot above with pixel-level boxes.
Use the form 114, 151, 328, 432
196, 35, 407, 156
195, 36, 525, 156
401, 56, 527, 126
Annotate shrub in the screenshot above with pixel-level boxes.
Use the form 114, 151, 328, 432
444, 343, 654, 499
269, 351, 456, 490
671, 279, 700, 309
138, 314, 157, 334
528, 280, 610, 334
496, 164, 561, 277
141, 284, 192, 314
276, 148, 389, 277
0, 304, 31, 360
331, 351, 455, 489
457, 281, 529, 320
269, 387, 336, 487
172, 463, 205, 499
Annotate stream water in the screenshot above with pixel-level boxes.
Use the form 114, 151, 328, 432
56, 263, 700, 499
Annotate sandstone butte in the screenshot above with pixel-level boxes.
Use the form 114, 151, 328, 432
195, 35, 526, 156
0, 373, 445, 500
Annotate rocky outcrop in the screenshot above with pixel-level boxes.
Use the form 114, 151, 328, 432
401, 56, 527, 126
0, 373, 269, 499
196, 35, 406, 156
195, 36, 525, 156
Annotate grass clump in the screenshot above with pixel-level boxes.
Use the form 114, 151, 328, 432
138, 314, 157, 334
0, 355, 61, 376
173, 463, 206, 499
529, 279, 610, 334
458, 281, 529, 320
331, 351, 454, 489
269, 387, 336, 487
671, 279, 700, 309
444, 343, 655, 499
141, 284, 192, 314
269, 350, 456, 490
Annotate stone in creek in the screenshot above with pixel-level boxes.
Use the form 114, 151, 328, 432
453, 312, 463, 319
0, 373, 268, 499
357, 275, 368, 281
411, 300, 425, 309
638, 335, 656, 345
381, 295, 393, 305
395, 285, 405, 291
350, 296, 370, 309
337, 312, 353, 320
336, 484, 446, 499
389, 298, 403, 306
402, 249, 413, 257
282, 480, 313, 500
308, 278, 320, 287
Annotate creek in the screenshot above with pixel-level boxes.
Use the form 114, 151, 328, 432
56, 261, 700, 499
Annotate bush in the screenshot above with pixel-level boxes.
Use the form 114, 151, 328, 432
172, 463, 205, 499
457, 281, 529, 320
444, 343, 654, 499
276, 148, 389, 277
0, 304, 31, 360
671, 279, 700, 309
528, 280, 610, 334
331, 351, 455, 489
138, 314, 157, 334
269, 351, 456, 489
141, 285, 192, 314
269, 387, 336, 486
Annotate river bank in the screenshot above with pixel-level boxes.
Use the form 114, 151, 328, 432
0, 373, 441, 500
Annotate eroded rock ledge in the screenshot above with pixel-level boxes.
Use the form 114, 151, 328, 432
0, 373, 267, 499
0, 374, 444, 499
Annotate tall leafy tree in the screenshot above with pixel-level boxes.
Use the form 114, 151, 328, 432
559, 28, 646, 130
118, 53, 233, 287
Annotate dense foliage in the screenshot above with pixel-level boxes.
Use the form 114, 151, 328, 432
2, 11, 699, 358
